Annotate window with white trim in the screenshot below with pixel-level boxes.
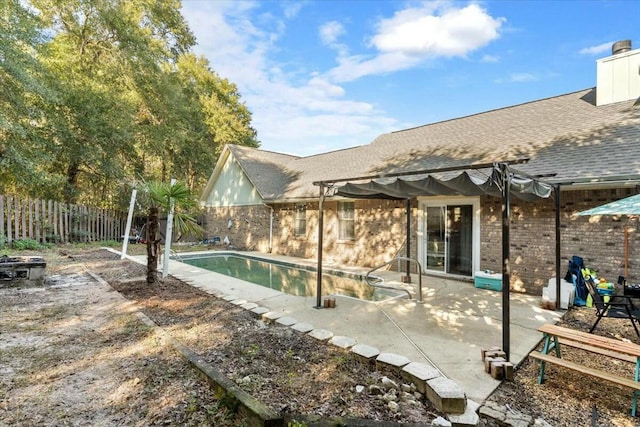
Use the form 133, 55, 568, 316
294, 205, 306, 236
338, 201, 355, 240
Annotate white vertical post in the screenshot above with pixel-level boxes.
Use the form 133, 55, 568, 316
121, 189, 137, 260
162, 179, 176, 278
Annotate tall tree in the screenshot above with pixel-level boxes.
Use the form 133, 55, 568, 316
155, 53, 258, 189
0, 0, 64, 197
32, 0, 196, 204
3, 0, 260, 209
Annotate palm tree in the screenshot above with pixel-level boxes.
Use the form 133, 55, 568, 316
144, 180, 202, 284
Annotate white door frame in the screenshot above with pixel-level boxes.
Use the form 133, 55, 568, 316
417, 196, 480, 276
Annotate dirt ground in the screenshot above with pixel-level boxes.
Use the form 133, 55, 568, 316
2, 246, 640, 426
1, 248, 441, 426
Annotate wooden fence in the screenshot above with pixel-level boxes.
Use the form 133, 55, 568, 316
0, 195, 128, 244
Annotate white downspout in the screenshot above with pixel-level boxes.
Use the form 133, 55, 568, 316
263, 204, 273, 253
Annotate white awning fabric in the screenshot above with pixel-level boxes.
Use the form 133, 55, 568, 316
336, 167, 553, 201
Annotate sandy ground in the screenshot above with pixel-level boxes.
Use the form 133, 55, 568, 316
2, 246, 640, 427
0, 249, 243, 426
1, 248, 440, 426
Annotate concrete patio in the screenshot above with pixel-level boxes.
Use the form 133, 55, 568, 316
135, 250, 564, 404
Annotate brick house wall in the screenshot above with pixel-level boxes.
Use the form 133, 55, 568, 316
203, 199, 411, 267
203, 187, 639, 296
201, 205, 274, 252
480, 187, 638, 294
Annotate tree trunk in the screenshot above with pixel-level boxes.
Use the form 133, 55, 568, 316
146, 206, 160, 284
65, 162, 80, 204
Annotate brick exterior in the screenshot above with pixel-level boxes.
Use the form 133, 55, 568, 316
203, 188, 639, 296
480, 187, 639, 294
203, 199, 411, 267
201, 205, 274, 252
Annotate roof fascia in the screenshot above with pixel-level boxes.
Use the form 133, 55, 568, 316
262, 197, 319, 204
555, 175, 640, 191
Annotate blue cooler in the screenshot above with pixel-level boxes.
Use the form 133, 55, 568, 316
474, 271, 502, 291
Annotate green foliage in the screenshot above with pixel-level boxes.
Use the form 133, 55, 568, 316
287, 421, 308, 427
217, 391, 239, 413
11, 238, 46, 250
2, 0, 259, 209
144, 179, 203, 240
242, 344, 260, 359
0, 0, 63, 198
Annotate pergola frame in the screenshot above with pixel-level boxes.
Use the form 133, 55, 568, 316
312, 160, 558, 360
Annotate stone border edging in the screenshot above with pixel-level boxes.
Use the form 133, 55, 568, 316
87, 254, 476, 426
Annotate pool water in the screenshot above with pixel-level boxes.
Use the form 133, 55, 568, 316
179, 253, 401, 301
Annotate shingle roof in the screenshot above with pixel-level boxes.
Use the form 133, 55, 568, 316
229, 88, 640, 201
226, 145, 300, 200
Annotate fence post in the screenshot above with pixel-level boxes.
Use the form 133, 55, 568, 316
51, 200, 58, 243
27, 198, 33, 239
14, 196, 20, 241
58, 202, 64, 243
21, 198, 27, 239
60, 203, 66, 243
0, 195, 4, 244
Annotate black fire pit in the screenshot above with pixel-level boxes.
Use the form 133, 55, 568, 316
0, 255, 46, 286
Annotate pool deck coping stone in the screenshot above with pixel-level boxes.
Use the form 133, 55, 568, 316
290, 322, 314, 333
308, 328, 333, 341
329, 335, 357, 349
250, 306, 269, 315
275, 316, 297, 326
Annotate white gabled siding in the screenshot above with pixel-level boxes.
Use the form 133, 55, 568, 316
205, 157, 263, 207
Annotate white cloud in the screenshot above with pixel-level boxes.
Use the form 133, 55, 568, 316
494, 72, 539, 84
328, 51, 420, 82
481, 54, 499, 63
318, 20, 350, 58
282, 1, 303, 19
509, 72, 538, 83
371, 4, 504, 56
579, 41, 613, 56
326, 3, 504, 82
319, 20, 345, 45
180, 1, 398, 156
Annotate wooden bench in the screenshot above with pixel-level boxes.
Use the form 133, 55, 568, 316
530, 324, 640, 417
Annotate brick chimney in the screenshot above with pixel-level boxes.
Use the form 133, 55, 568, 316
596, 40, 640, 106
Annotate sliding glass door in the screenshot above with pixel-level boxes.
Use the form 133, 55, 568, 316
420, 199, 478, 276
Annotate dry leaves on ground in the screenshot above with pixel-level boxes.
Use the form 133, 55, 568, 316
3, 247, 640, 426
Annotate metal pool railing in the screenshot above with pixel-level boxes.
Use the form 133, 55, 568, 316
365, 256, 423, 303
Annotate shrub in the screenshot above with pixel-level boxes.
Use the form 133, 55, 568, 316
11, 238, 45, 251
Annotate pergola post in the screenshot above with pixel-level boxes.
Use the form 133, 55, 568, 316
315, 184, 325, 309
555, 185, 562, 309
404, 198, 412, 283
500, 163, 511, 360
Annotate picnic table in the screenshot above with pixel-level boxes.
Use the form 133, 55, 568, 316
530, 323, 640, 416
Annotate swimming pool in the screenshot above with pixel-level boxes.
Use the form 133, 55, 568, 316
178, 252, 402, 302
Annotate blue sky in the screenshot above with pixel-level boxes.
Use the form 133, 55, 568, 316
180, 1, 640, 157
